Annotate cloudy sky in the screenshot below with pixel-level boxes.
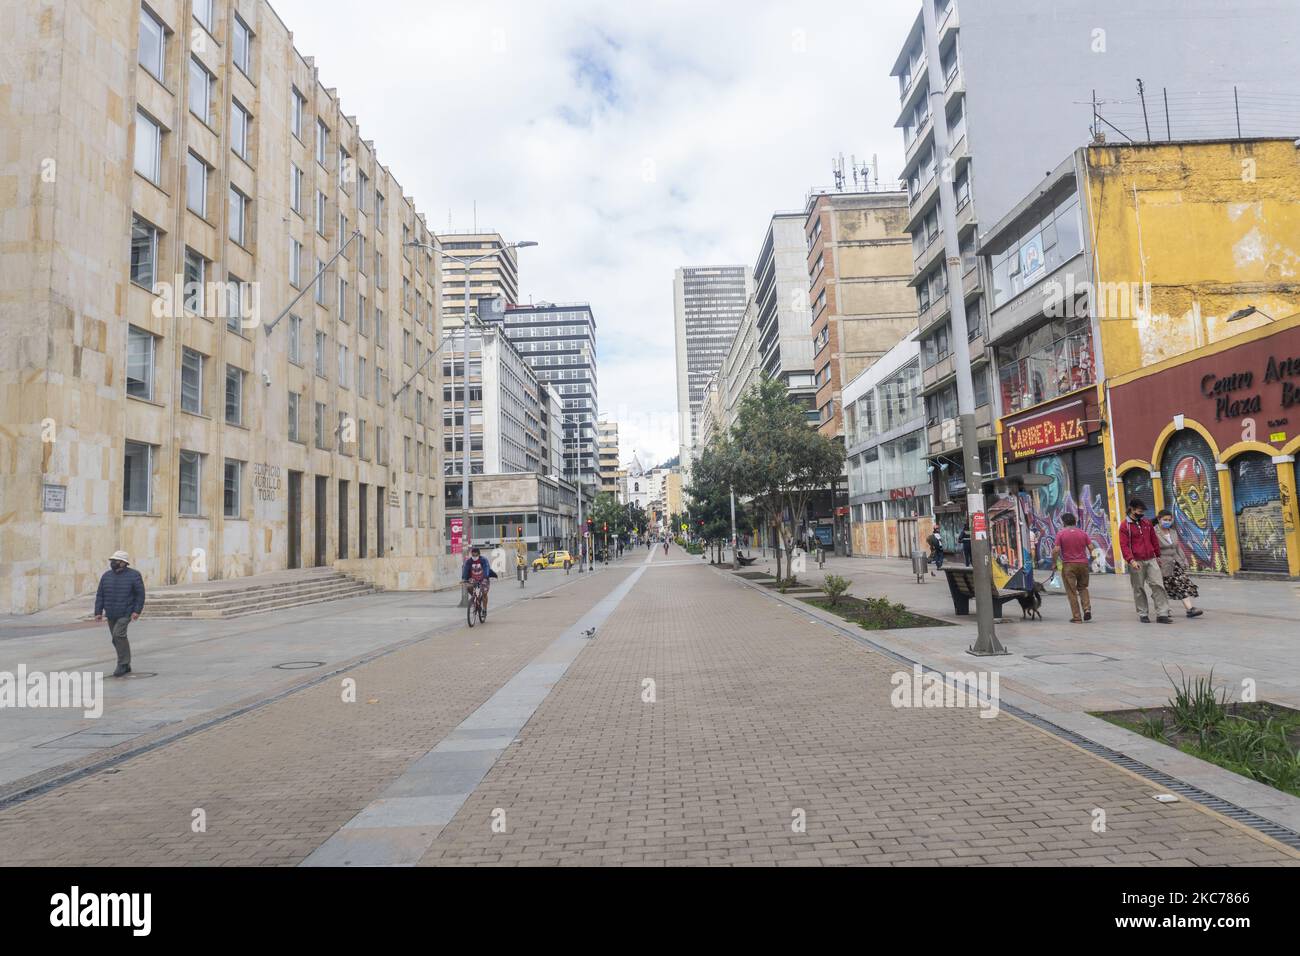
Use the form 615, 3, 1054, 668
274, 0, 918, 468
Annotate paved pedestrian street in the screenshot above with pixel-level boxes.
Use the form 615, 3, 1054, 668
0, 549, 1295, 867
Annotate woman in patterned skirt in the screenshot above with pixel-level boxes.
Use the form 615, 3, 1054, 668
1154, 509, 1204, 618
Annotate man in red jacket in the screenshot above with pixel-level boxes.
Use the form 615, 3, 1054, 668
1118, 498, 1171, 623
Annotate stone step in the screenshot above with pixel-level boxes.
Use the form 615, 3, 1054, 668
97, 570, 378, 619
147, 577, 371, 608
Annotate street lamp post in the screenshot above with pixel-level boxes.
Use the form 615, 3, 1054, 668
920, 2, 1005, 655
405, 239, 537, 605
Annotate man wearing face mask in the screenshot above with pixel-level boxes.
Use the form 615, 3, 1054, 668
94, 550, 147, 676
1117, 498, 1171, 624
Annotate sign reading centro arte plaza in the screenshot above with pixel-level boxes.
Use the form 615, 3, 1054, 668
1003, 398, 1089, 462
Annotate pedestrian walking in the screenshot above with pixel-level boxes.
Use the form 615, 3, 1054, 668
93, 550, 146, 677
1154, 508, 1204, 619
1118, 497, 1171, 623
958, 525, 972, 566
1051, 513, 1093, 623
926, 529, 944, 576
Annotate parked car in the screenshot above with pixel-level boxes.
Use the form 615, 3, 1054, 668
532, 549, 573, 571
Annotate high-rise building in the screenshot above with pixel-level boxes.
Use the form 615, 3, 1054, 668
597, 418, 623, 499
754, 213, 818, 422
891, 0, 1300, 540
439, 325, 543, 482
435, 232, 520, 323
2, 0, 447, 612
673, 265, 753, 465
497, 302, 599, 487
805, 190, 917, 439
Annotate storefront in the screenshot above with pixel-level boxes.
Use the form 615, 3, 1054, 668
1109, 320, 1300, 577
998, 387, 1113, 572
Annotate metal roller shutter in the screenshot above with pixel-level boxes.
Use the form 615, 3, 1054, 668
1231, 452, 1290, 573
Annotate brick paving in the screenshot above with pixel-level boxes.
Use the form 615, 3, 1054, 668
0, 568, 630, 866
419, 561, 1299, 866
0, 551, 1294, 867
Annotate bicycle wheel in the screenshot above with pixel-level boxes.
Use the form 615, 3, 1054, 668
466, 592, 476, 628
478, 603, 487, 623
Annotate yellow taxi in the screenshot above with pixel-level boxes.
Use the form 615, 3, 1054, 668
532, 549, 573, 571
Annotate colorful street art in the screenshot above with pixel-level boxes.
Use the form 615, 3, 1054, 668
1160, 431, 1227, 573
1020, 453, 1114, 573
1231, 453, 1289, 573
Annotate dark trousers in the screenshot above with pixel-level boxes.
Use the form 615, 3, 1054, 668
108, 617, 131, 668
930, 550, 944, 570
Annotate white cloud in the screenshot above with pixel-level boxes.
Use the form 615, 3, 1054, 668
272, 0, 917, 466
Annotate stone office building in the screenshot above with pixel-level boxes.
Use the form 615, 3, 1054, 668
1, 0, 450, 613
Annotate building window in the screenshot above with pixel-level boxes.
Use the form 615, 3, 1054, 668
185, 151, 208, 216
375, 191, 385, 223
134, 110, 162, 184
290, 163, 303, 213
338, 343, 349, 388
228, 186, 248, 244
230, 100, 250, 161
180, 347, 204, 414
130, 216, 158, 288
316, 119, 328, 166
288, 391, 301, 442
232, 16, 252, 75
225, 275, 244, 332
178, 450, 201, 516
290, 238, 302, 287
123, 441, 153, 513
314, 258, 326, 304
315, 401, 327, 448
138, 7, 165, 82
291, 87, 306, 139
374, 250, 383, 287
375, 308, 384, 344
376, 425, 386, 463
358, 418, 368, 459
126, 326, 155, 400
358, 295, 368, 335
358, 356, 368, 398
315, 331, 327, 378
288, 314, 302, 364
315, 190, 326, 235
223, 459, 243, 517
193, 0, 213, 32
184, 247, 206, 314
224, 365, 244, 424
338, 277, 348, 322
357, 172, 369, 212
188, 58, 212, 123
338, 411, 350, 453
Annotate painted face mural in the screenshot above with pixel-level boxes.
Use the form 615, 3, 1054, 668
1161, 431, 1226, 572
1020, 452, 1114, 572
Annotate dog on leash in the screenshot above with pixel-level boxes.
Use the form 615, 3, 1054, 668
1016, 582, 1044, 620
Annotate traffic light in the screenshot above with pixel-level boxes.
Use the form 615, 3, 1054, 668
602, 522, 608, 533
516, 525, 523, 537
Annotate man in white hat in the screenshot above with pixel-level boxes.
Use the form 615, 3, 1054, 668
94, 550, 146, 677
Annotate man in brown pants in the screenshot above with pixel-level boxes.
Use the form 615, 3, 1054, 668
1052, 513, 1094, 623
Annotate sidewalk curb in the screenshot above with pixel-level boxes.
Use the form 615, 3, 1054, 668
717, 564, 1300, 852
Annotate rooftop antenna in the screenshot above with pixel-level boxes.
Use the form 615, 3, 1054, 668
851, 154, 859, 188
873, 153, 879, 188
832, 154, 844, 191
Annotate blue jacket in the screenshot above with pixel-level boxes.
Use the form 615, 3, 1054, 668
460, 556, 498, 582
95, 567, 146, 619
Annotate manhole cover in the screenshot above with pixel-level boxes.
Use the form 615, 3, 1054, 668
274, 661, 325, 670
1024, 652, 1118, 665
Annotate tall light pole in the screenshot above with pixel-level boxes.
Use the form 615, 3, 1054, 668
405, 239, 537, 604
920, 2, 1004, 655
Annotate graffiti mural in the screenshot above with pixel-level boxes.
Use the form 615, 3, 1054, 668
1232, 453, 1289, 573
1160, 430, 1227, 573
1020, 452, 1114, 573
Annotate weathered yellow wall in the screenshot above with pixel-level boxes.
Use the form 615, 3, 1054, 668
1086, 140, 1300, 380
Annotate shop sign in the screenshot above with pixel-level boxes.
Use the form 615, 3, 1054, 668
1003, 398, 1088, 461
450, 517, 463, 556
1200, 353, 1300, 422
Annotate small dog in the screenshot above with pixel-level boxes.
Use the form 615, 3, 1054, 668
1016, 583, 1044, 620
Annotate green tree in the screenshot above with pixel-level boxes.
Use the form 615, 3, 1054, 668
686, 439, 740, 564
729, 376, 844, 583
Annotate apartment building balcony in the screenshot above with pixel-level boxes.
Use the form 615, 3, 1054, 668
926, 403, 994, 458
905, 174, 940, 233
917, 291, 951, 338
896, 56, 928, 120
902, 114, 935, 171
913, 227, 946, 276
938, 2, 959, 45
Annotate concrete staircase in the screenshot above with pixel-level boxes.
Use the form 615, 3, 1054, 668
139, 568, 379, 619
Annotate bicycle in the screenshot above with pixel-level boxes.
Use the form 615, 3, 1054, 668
465, 581, 488, 627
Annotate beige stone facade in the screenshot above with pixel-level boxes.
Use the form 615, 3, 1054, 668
1, 0, 451, 612
805, 191, 918, 439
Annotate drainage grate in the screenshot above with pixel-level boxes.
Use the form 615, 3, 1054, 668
746, 576, 1300, 852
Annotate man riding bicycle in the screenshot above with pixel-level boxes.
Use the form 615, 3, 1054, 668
461, 546, 498, 612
